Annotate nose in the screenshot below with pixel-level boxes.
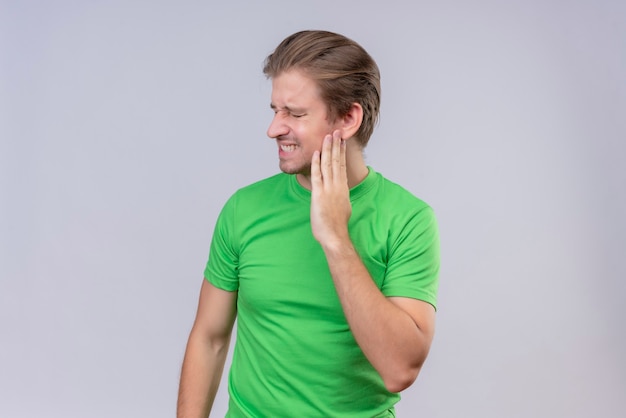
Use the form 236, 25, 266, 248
266, 113, 289, 139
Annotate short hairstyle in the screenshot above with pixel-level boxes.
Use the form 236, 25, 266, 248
263, 30, 381, 147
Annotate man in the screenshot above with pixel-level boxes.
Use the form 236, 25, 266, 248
177, 30, 440, 417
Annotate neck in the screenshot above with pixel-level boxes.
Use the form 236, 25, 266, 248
344, 142, 369, 188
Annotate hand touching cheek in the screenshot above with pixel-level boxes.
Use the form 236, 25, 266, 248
310, 130, 352, 248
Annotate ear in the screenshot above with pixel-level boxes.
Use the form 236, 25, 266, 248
337, 102, 363, 140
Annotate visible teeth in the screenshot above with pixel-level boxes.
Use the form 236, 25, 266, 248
280, 144, 296, 152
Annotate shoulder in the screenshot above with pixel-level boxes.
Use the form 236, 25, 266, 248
220, 173, 294, 219
372, 170, 432, 214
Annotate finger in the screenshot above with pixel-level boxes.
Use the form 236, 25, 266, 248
310, 149, 322, 189
320, 134, 332, 182
331, 130, 344, 183
339, 136, 347, 184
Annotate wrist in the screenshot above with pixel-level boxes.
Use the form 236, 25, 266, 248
319, 233, 355, 256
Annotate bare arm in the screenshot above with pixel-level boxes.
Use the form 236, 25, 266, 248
177, 279, 237, 418
320, 242, 435, 393
310, 132, 436, 393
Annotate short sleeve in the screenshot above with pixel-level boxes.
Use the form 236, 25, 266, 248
203, 194, 240, 291
381, 206, 440, 309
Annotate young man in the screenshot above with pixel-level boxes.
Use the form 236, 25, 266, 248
177, 30, 440, 418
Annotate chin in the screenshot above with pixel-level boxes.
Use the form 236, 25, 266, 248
279, 161, 311, 176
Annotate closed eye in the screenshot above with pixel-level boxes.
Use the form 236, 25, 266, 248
270, 103, 306, 118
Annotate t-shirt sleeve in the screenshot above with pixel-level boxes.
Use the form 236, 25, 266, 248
203, 194, 240, 291
381, 205, 440, 309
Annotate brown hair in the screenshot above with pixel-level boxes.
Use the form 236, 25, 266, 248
263, 30, 381, 147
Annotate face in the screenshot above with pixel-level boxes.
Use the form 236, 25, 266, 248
267, 70, 337, 181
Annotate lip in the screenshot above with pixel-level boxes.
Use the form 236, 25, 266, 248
278, 142, 299, 159
278, 143, 294, 157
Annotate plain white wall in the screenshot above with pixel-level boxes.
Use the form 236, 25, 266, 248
1, 0, 624, 417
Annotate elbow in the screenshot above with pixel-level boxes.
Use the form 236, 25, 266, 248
382, 365, 422, 393
380, 347, 430, 393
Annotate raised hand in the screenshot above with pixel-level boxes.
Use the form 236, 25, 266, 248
310, 130, 352, 248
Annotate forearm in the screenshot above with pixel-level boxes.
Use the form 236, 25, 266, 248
321, 238, 432, 392
177, 329, 231, 418
309, 133, 434, 392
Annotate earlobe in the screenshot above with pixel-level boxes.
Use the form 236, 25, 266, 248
340, 103, 363, 140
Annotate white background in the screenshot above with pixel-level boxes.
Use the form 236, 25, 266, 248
1, 0, 625, 417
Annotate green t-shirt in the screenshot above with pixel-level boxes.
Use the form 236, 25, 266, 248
204, 167, 440, 417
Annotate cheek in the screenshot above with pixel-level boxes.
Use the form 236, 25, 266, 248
307, 140, 323, 156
